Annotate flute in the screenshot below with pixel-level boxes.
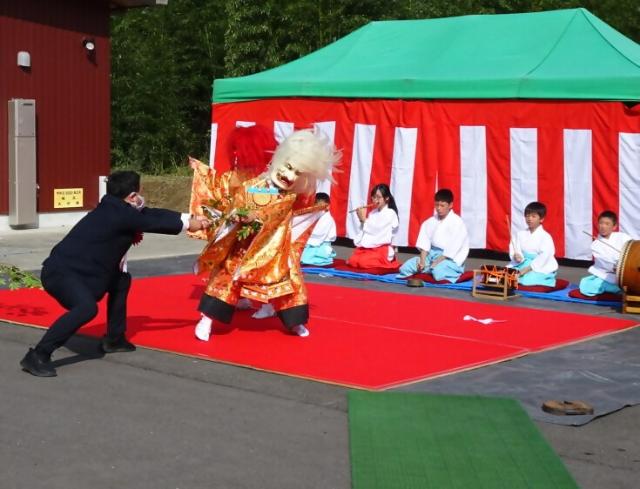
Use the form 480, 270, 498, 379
348, 203, 377, 214
581, 230, 621, 253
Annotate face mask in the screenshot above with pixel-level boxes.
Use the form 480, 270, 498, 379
129, 193, 145, 211
269, 161, 300, 190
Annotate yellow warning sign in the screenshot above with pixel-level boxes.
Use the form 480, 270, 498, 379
54, 188, 84, 208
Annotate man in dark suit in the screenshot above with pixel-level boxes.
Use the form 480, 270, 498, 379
20, 170, 210, 377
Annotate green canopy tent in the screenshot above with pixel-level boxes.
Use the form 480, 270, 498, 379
209, 9, 640, 260
214, 8, 640, 102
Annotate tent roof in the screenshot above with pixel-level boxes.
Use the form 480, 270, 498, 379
213, 8, 640, 103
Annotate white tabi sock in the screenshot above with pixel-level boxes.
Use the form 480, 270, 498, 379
252, 303, 276, 319
195, 314, 213, 341
236, 297, 254, 310
291, 324, 310, 337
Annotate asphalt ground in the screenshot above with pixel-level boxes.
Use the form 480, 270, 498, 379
1, 229, 639, 489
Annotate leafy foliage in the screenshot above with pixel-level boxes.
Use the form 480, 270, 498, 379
111, 0, 640, 173
237, 220, 263, 240
0, 264, 42, 290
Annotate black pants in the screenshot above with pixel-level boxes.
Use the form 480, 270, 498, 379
199, 294, 308, 329
35, 266, 131, 356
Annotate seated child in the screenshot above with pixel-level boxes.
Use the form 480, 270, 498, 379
346, 183, 400, 269
579, 210, 632, 296
508, 201, 558, 286
301, 192, 337, 266
398, 188, 469, 282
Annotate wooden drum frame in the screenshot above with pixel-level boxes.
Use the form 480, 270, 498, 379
471, 264, 519, 300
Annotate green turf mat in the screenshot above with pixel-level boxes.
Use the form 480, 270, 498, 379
348, 391, 579, 489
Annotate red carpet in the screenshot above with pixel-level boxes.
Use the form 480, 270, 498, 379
0, 275, 636, 389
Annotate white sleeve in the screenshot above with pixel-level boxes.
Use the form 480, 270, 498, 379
180, 213, 191, 233
442, 217, 469, 265
357, 209, 396, 248
327, 215, 337, 242
309, 213, 337, 245
508, 231, 524, 266
390, 211, 400, 246
415, 220, 432, 252
362, 209, 395, 239
361, 211, 382, 236
509, 231, 522, 260
530, 232, 557, 273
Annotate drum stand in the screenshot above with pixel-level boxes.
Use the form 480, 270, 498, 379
471, 268, 518, 300
622, 286, 640, 314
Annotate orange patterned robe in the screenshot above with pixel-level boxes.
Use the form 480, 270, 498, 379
187, 159, 249, 242
194, 175, 323, 328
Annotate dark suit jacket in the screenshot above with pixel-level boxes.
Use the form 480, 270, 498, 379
43, 194, 184, 296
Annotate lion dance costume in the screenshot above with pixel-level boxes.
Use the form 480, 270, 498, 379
189, 129, 339, 340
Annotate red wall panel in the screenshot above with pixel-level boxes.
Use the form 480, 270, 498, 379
0, 0, 111, 214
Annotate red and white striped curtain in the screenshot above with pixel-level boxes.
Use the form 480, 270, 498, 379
210, 99, 640, 260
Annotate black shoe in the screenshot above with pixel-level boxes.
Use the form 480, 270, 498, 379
20, 349, 57, 377
101, 336, 136, 353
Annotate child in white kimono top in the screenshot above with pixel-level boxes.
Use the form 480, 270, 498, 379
508, 201, 558, 286
398, 188, 469, 282
579, 210, 632, 296
301, 193, 337, 266
346, 183, 400, 269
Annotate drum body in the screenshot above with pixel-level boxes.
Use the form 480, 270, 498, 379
617, 240, 640, 295
479, 264, 518, 289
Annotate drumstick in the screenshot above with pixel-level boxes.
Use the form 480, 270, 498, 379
348, 203, 376, 214
581, 230, 622, 253
505, 215, 517, 254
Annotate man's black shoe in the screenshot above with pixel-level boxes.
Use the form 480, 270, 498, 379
20, 349, 57, 377
101, 336, 136, 353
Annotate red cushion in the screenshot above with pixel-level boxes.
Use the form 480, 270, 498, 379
518, 278, 570, 293
401, 270, 474, 284
568, 289, 621, 302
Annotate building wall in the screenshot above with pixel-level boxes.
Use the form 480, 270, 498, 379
0, 0, 111, 214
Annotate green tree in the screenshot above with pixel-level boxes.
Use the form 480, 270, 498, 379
223, 0, 273, 77
223, 0, 408, 77
111, 0, 227, 173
